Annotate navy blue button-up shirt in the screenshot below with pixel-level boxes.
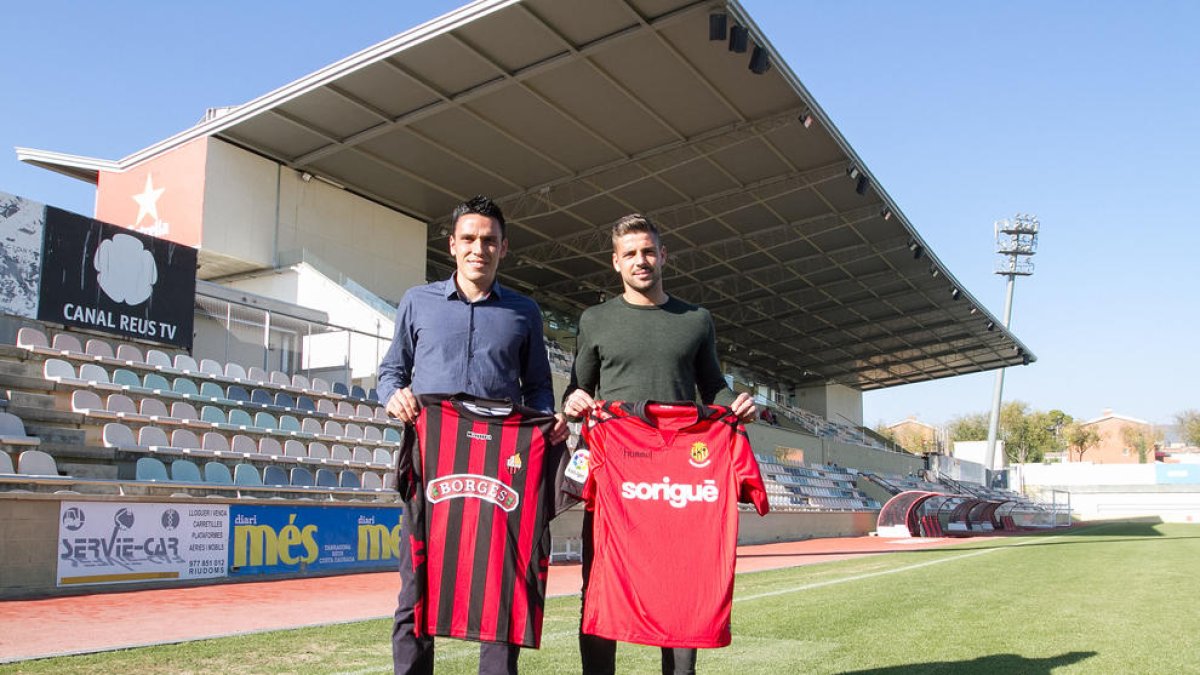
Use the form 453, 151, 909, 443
377, 276, 555, 413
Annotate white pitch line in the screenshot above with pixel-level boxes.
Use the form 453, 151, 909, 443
735, 535, 1061, 604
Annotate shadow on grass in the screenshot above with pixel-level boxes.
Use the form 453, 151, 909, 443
737, 522, 1190, 560
840, 650, 1096, 674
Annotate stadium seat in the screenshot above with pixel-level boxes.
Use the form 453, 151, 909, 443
116, 343, 144, 364
172, 377, 201, 399
224, 363, 248, 382
138, 426, 170, 452
295, 395, 316, 412
145, 349, 180, 374
355, 403, 373, 419
228, 409, 254, 429
79, 363, 118, 390
70, 390, 108, 417
373, 406, 389, 422
339, 470, 361, 489
310, 377, 331, 394
112, 368, 141, 389
199, 381, 227, 401
199, 358, 224, 379
42, 358, 78, 384
143, 372, 171, 392
283, 440, 308, 462
234, 463, 262, 487
102, 422, 138, 450
301, 418, 323, 436
270, 371, 290, 387
85, 338, 116, 361
52, 333, 84, 355
363, 426, 383, 442
274, 392, 295, 409
291, 374, 310, 391
361, 471, 383, 490
0, 451, 14, 474
324, 421, 344, 438
250, 389, 273, 407
170, 429, 203, 454
330, 445, 352, 465
254, 412, 277, 431
227, 385, 251, 404
171, 459, 203, 483
136, 457, 170, 482
368, 388, 379, 402
383, 427, 403, 444
16, 326, 51, 352
259, 437, 284, 459
351, 385, 367, 399
332, 382, 350, 397
279, 415, 301, 434
373, 448, 393, 467
247, 367, 269, 384
315, 468, 338, 488
344, 423, 363, 439
140, 397, 172, 421
170, 402, 201, 424
307, 442, 330, 464
316, 399, 337, 415
231, 435, 258, 457
352, 447, 372, 465
204, 461, 233, 485
290, 467, 315, 487
172, 354, 196, 372
263, 464, 289, 487
0, 412, 40, 446
202, 432, 231, 455
337, 401, 356, 417
18, 450, 61, 477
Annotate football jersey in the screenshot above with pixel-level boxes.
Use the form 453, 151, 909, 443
580, 400, 769, 649
400, 393, 565, 647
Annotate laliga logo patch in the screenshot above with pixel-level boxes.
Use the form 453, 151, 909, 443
564, 448, 590, 483
427, 473, 519, 512
689, 441, 711, 468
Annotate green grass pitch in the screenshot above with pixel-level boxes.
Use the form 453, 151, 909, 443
5, 520, 1197, 674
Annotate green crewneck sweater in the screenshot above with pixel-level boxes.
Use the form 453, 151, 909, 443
568, 295, 734, 406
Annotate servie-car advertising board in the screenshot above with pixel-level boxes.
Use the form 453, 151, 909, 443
228, 504, 404, 576
57, 502, 229, 587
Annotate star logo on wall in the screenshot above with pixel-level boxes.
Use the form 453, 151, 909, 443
131, 174, 165, 226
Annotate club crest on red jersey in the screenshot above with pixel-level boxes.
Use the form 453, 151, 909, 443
426, 473, 519, 512
689, 441, 711, 468
506, 453, 523, 474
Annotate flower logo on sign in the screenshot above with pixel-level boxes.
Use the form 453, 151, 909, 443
94, 233, 158, 305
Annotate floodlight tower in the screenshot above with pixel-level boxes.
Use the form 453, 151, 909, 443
984, 214, 1039, 475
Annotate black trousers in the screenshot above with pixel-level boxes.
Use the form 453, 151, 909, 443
579, 510, 698, 675
392, 514, 521, 675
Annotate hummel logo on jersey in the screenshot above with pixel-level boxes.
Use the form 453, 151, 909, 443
467, 431, 493, 441
621, 477, 719, 508
427, 473, 519, 511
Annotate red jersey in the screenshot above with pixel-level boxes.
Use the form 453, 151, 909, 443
401, 394, 564, 647
580, 401, 769, 649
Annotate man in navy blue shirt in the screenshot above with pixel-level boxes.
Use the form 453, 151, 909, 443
379, 195, 565, 675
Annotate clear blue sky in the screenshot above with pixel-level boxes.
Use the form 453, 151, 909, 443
2, 1, 1196, 427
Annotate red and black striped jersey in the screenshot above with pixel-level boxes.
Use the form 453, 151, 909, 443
401, 394, 565, 647
580, 400, 769, 649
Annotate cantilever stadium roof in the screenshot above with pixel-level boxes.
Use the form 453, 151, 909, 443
18, 0, 1034, 391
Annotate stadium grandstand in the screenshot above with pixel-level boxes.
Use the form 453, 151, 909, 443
2, 0, 1053, 600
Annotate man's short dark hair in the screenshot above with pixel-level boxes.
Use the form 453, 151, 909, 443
452, 195, 507, 240
611, 213, 661, 249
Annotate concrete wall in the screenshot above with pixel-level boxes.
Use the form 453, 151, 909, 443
745, 424, 924, 476
1015, 462, 1200, 522
202, 138, 278, 267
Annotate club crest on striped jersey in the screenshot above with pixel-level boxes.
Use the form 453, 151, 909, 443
689, 441, 711, 468
426, 473, 519, 512
505, 453, 523, 474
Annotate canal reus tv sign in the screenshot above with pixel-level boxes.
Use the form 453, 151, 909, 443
38, 207, 196, 348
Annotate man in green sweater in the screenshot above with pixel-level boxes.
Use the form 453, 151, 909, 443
563, 213, 757, 675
